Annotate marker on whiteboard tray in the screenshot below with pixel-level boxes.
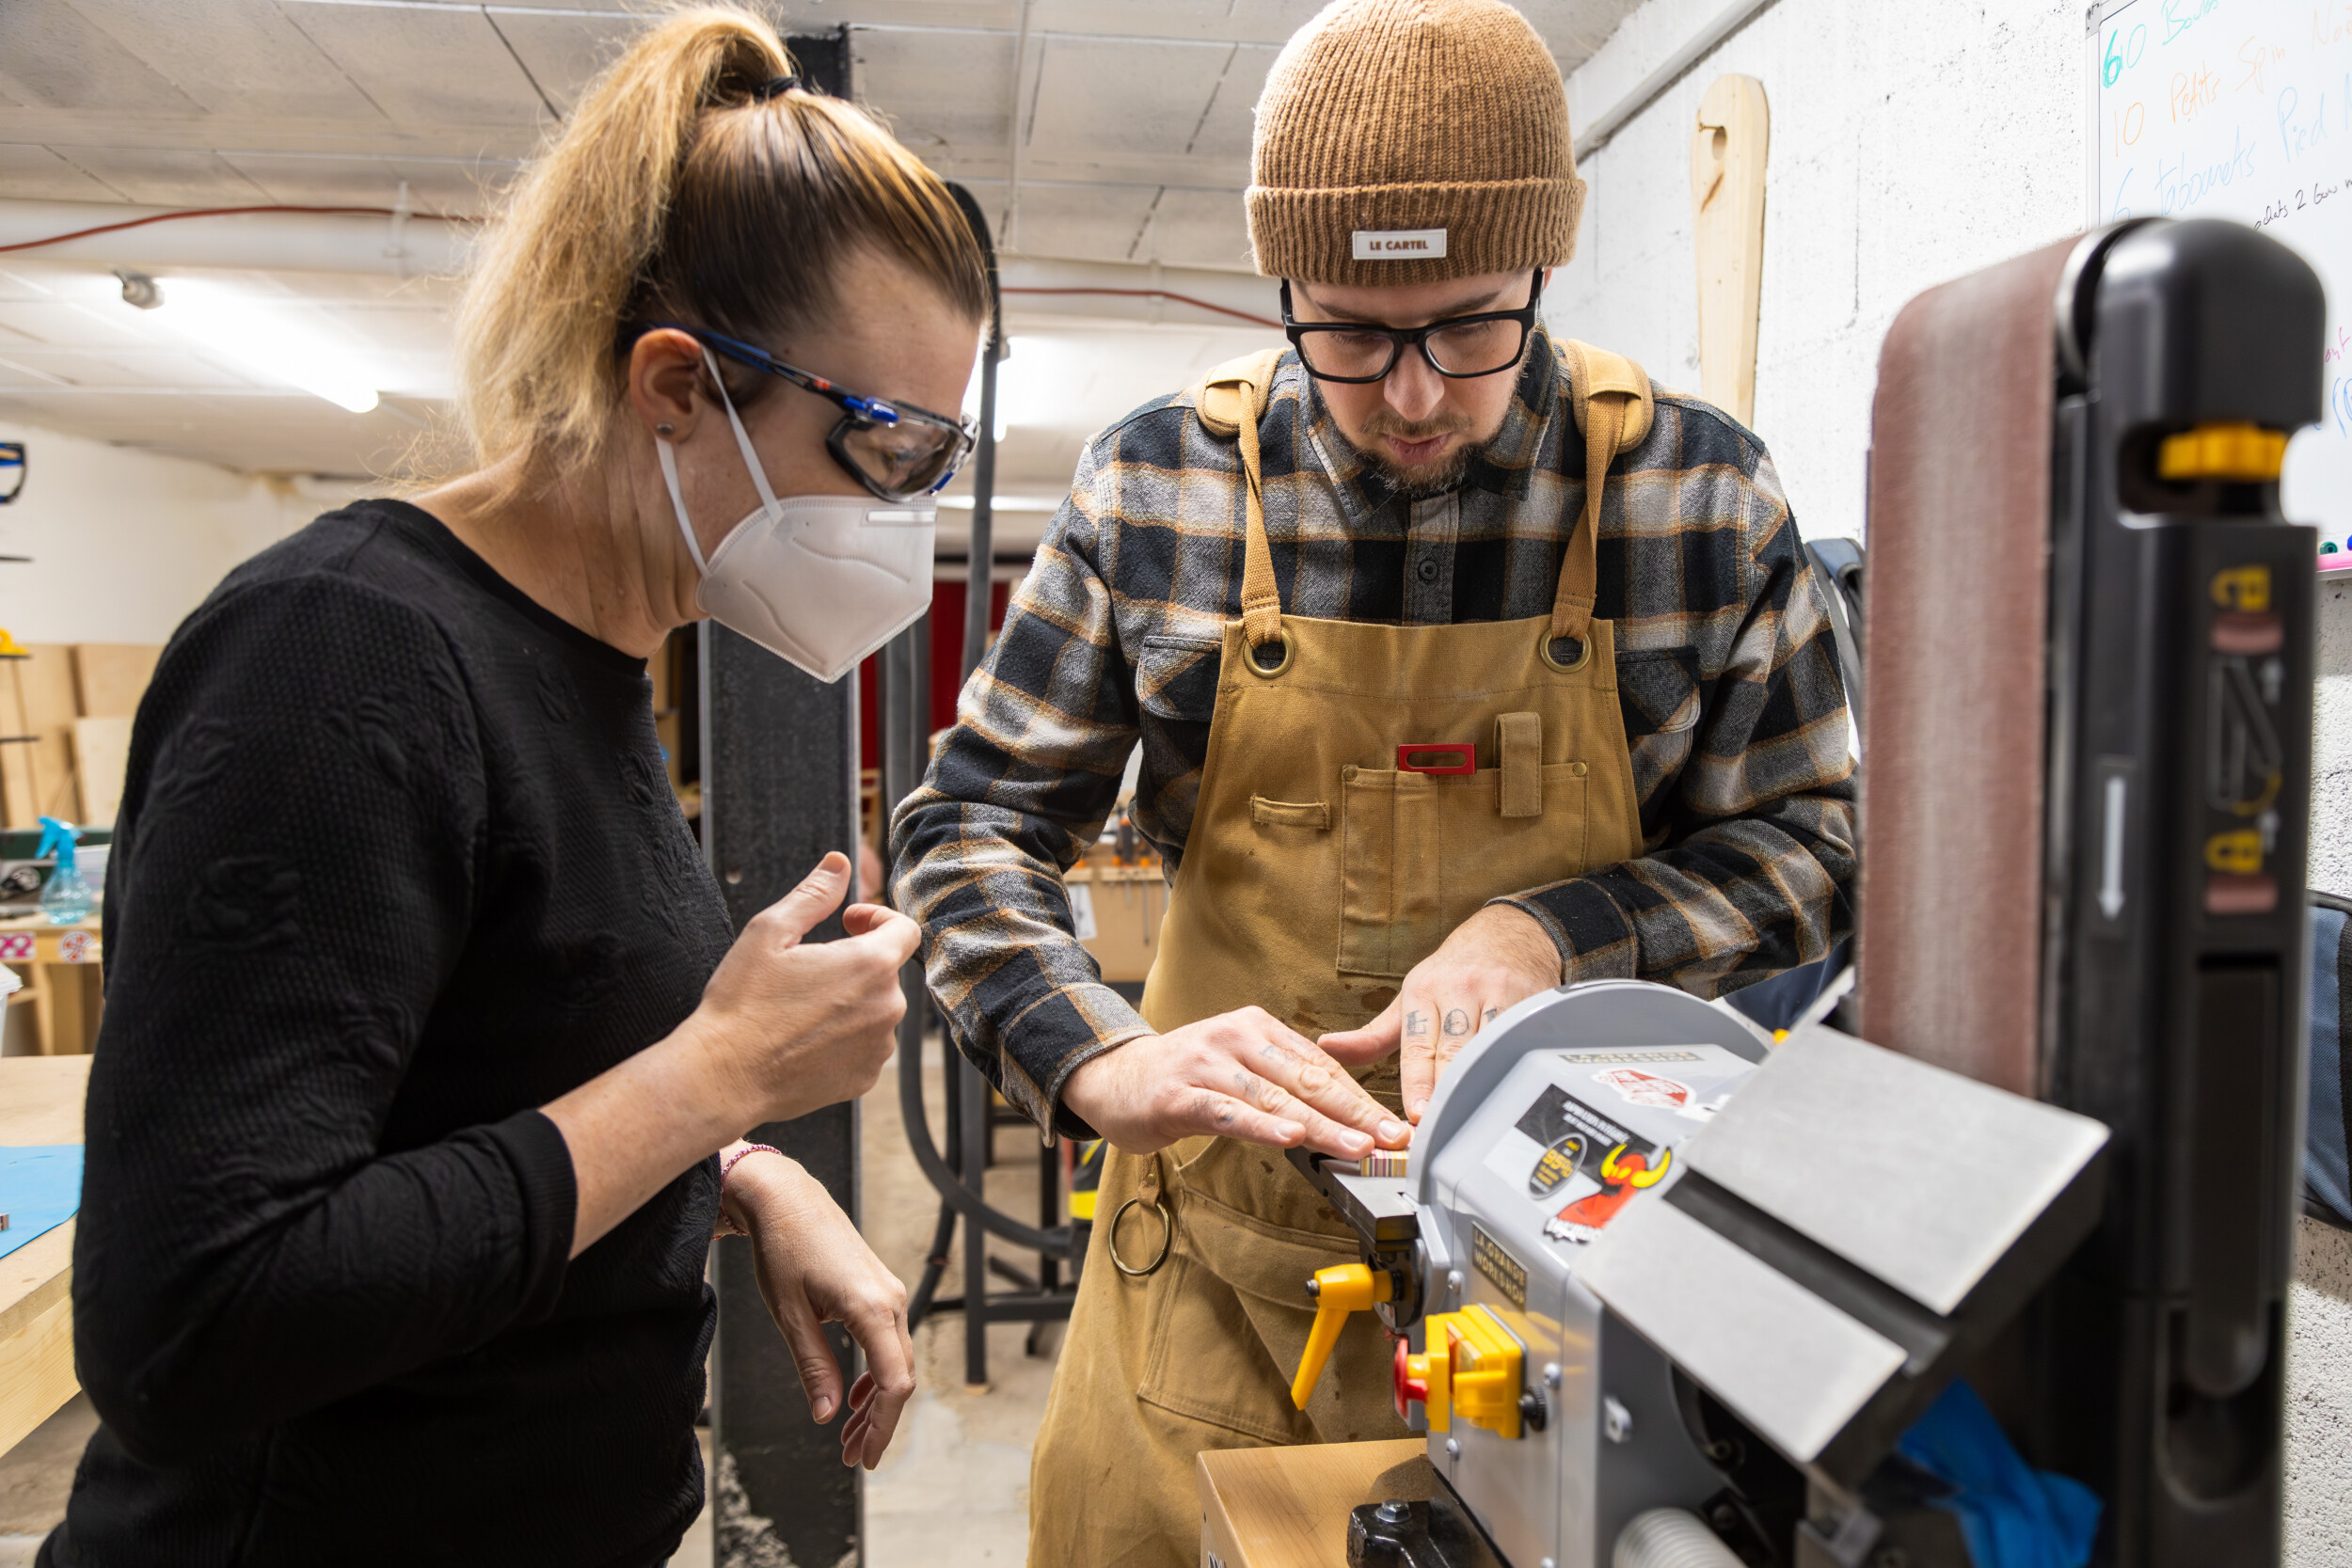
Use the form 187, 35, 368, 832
36, 816, 91, 926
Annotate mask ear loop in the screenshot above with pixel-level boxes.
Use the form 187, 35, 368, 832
657, 437, 711, 578
702, 344, 787, 528
656, 343, 790, 581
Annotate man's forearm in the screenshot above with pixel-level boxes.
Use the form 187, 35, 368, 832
1495, 794, 1855, 994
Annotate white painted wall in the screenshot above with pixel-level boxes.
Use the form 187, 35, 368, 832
0, 418, 337, 646
1547, 0, 2084, 544
1546, 0, 2350, 1554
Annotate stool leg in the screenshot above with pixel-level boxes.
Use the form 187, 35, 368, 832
960, 1050, 989, 1389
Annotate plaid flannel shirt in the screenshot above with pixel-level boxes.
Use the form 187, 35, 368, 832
891, 330, 1856, 1138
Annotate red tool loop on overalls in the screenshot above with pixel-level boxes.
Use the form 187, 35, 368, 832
1396, 743, 1474, 776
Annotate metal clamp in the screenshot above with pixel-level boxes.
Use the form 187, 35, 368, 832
1108, 1195, 1175, 1275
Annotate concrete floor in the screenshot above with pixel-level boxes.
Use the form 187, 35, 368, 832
0, 1038, 1068, 1568
861, 1039, 1063, 1568
0, 1392, 94, 1566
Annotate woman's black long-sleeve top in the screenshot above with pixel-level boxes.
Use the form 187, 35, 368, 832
49, 501, 735, 1568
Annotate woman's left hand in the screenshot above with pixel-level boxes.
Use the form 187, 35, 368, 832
723, 1149, 915, 1469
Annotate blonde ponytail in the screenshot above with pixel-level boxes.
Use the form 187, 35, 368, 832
452, 2, 987, 475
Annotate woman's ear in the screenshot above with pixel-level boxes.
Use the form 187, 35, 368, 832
628, 328, 707, 440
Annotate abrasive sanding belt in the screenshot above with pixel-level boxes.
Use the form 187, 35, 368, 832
1856, 237, 2077, 1096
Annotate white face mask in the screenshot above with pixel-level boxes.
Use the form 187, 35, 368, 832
658, 346, 936, 683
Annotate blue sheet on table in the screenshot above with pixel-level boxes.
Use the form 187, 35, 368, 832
0, 1143, 83, 1260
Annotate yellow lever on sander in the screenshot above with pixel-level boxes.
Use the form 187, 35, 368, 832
1291, 1262, 1391, 1409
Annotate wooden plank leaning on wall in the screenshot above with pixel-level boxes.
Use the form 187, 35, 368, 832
0, 643, 161, 830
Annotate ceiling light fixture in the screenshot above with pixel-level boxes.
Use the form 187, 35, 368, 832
114, 270, 162, 309
129, 277, 380, 414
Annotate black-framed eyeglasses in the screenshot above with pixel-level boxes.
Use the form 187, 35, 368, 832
1280, 272, 1544, 385
642, 322, 978, 503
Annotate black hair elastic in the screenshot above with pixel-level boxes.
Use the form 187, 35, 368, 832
752, 74, 807, 100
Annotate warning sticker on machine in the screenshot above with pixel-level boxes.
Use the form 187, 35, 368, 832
1590, 1068, 1691, 1110
1474, 1044, 1758, 1254
1507, 1085, 1671, 1247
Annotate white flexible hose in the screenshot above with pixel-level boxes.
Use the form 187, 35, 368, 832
1613, 1508, 1746, 1568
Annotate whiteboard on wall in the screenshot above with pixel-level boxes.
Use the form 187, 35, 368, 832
2090, 0, 2351, 541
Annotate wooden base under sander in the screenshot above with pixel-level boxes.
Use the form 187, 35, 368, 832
1197, 1438, 1437, 1568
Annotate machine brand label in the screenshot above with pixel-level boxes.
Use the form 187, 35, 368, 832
1555, 1048, 1702, 1064
1351, 227, 1448, 260
1470, 1221, 1527, 1309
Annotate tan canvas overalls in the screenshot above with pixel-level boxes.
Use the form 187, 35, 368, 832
1027, 344, 1655, 1568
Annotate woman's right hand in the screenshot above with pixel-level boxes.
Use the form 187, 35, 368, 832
546, 850, 918, 1258
691, 851, 920, 1125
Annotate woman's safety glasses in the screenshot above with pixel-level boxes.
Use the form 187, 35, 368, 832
646, 323, 977, 503
1280, 272, 1544, 384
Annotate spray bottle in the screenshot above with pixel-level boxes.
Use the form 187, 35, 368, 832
36, 816, 91, 926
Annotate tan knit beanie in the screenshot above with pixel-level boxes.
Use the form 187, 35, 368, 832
1247, 0, 1583, 286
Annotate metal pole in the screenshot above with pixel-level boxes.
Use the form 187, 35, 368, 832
964, 346, 999, 680
961, 1015, 992, 1389
707, 29, 861, 1568
703, 624, 863, 1568
952, 180, 1004, 1391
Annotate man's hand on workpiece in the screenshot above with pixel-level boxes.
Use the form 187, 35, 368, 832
1060, 1007, 1410, 1159
1318, 904, 1564, 1125
725, 1153, 916, 1471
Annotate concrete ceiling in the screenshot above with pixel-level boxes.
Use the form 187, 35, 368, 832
0, 0, 1644, 498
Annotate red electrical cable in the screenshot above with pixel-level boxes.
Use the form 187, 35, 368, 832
999, 285, 1279, 330
0, 203, 480, 256
0, 209, 1284, 332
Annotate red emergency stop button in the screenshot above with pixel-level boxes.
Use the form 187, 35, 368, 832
1392, 1336, 1427, 1420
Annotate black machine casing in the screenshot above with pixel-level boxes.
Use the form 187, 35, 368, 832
2034, 218, 2324, 1567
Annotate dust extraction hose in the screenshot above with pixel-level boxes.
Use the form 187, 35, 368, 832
1613, 1509, 1745, 1568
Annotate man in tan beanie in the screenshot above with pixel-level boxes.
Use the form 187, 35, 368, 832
893, 2, 1855, 1560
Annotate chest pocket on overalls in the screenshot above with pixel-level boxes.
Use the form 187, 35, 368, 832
1338, 710, 1595, 979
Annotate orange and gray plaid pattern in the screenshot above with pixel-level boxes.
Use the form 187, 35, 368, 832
891, 332, 1856, 1137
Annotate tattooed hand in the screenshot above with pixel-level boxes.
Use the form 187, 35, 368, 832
1316, 903, 1563, 1123
1061, 1007, 1410, 1158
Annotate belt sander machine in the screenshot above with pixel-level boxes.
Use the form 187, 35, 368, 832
1279, 217, 2325, 1568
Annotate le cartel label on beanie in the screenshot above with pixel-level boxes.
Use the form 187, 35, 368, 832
1351, 228, 1448, 260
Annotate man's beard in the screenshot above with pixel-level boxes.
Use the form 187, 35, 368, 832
1343, 407, 1489, 499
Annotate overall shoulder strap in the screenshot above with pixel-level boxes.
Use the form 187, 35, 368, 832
1188, 348, 1287, 650
1550, 341, 1656, 645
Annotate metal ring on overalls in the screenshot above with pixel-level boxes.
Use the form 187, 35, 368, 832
1538, 626, 1595, 673
1244, 626, 1296, 679
1107, 1195, 1175, 1275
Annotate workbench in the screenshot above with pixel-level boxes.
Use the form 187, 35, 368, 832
1198, 1437, 1436, 1568
1067, 860, 1167, 986
0, 1053, 89, 1457
0, 913, 103, 1056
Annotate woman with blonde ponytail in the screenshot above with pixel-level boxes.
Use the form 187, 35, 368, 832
47, 8, 987, 1565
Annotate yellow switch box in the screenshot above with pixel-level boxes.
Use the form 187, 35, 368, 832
1399, 1306, 1524, 1440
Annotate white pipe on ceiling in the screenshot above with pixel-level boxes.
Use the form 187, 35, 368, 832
1570, 0, 1778, 163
